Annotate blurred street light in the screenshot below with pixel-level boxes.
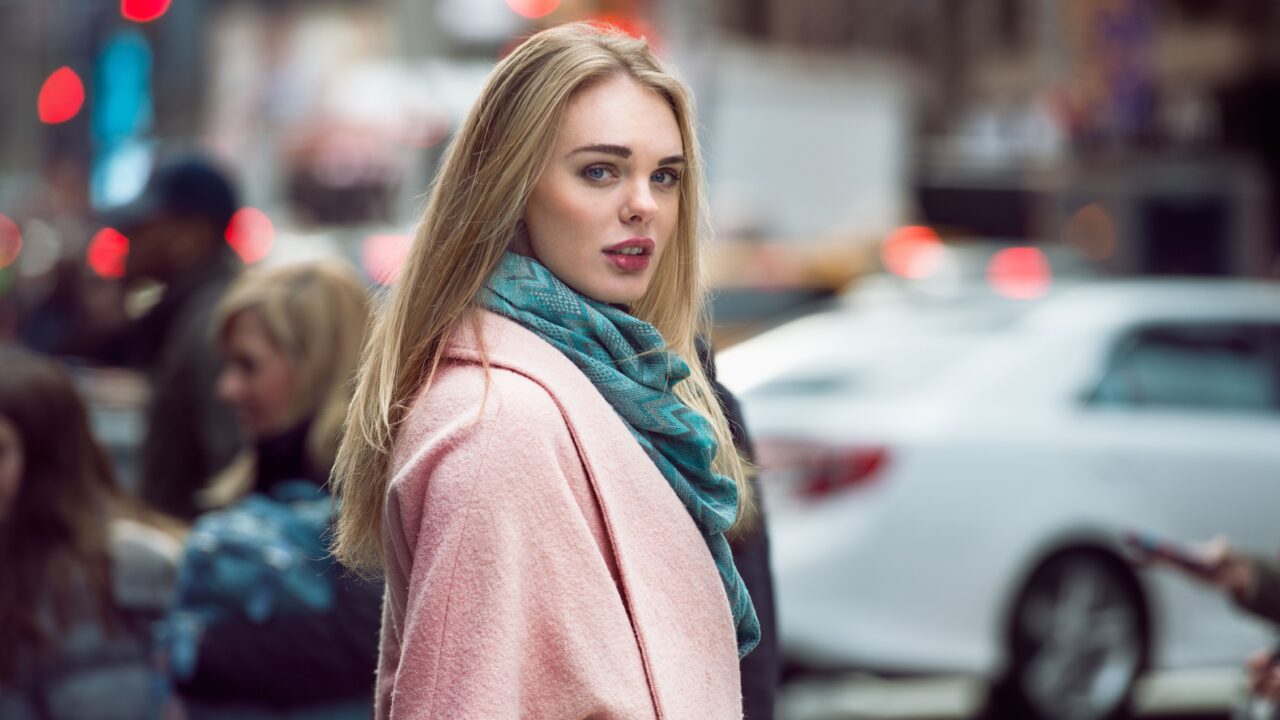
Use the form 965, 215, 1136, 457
589, 12, 659, 46
87, 228, 130, 279
987, 246, 1052, 300
225, 207, 274, 264
0, 214, 21, 269
506, 0, 560, 20
121, 0, 172, 24
880, 225, 943, 279
37, 67, 85, 125
91, 29, 154, 209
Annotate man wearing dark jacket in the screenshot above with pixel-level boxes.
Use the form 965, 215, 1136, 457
102, 155, 242, 519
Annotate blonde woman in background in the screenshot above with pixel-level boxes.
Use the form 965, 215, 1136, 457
333, 22, 758, 719
170, 260, 382, 719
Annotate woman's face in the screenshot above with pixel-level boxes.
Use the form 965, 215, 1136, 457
0, 415, 22, 523
522, 75, 684, 305
216, 311, 296, 439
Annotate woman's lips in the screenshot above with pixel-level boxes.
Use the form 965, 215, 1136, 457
603, 237, 654, 272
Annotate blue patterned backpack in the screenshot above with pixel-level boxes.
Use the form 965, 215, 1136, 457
158, 481, 337, 681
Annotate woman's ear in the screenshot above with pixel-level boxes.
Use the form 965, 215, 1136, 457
508, 218, 535, 258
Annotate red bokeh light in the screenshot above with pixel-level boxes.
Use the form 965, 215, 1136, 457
987, 247, 1053, 300
589, 13, 661, 48
362, 234, 413, 285
121, 0, 172, 23
0, 214, 21, 269
87, 228, 130, 279
38, 67, 85, 125
880, 225, 943, 279
225, 207, 274, 264
506, 0, 559, 19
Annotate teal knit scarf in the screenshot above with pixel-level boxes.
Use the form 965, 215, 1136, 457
479, 251, 760, 658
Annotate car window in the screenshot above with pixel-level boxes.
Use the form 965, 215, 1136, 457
1090, 323, 1280, 413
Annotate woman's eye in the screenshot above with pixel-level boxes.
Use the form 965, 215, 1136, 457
652, 169, 681, 187
583, 165, 612, 182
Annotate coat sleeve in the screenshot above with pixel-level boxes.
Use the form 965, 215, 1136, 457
1235, 554, 1280, 626
381, 370, 653, 720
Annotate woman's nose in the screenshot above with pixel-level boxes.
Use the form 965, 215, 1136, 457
621, 180, 658, 225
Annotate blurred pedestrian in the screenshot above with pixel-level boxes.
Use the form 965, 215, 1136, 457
0, 346, 182, 720
1136, 535, 1280, 708
99, 154, 243, 520
331, 22, 757, 719
162, 260, 381, 719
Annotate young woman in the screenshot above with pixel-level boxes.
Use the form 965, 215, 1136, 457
168, 259, 382, 718
332, 22, 758, 718
0, 347, 181, 720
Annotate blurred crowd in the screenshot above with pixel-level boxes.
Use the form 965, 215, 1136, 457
0, 155, 386, 719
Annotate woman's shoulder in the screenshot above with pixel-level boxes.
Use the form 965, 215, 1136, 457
391, 312, 611, 475
388, 363, 586, 530
404, 360, 568, 447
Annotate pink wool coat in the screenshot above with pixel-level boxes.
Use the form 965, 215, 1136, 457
375, 310, 743, 719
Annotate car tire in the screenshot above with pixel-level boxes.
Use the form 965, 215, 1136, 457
986, 549, 1149, 720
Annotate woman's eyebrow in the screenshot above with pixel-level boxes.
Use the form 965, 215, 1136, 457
569, 143, 686, 166
571, 143, 630, 158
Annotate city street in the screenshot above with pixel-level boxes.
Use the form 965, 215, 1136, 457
779, 669, 1242, 720
6, 1, 1280, 718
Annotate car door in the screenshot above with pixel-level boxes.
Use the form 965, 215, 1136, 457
1081, 321, 1280, 666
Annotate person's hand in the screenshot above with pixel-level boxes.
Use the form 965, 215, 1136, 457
1247, 648, 1280, 700
1246, 648, 1274, 695
1194, 536, 1256, 600
1131, 534, 1255, 599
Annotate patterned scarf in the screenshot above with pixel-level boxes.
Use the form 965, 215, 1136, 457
479, 251, 760, 658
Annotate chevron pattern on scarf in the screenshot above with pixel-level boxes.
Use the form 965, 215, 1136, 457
479, 251, 760, 658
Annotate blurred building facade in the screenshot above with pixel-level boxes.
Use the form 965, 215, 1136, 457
4, 0, 1280, 301
716, 0, 1280, 278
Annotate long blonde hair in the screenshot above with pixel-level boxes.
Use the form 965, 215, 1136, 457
332, 22, 749, 571
203, 259, 371, 507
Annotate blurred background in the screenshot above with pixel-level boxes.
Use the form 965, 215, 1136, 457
4, 1, 1280, 719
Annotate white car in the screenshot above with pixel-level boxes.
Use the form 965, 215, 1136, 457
720, 279, 1280, 720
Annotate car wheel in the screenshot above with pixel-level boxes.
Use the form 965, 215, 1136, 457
989, 550, 1148, 720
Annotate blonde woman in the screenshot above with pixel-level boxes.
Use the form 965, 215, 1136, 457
171, 260, 382, 718
333, 22, 758, 719
207, 259, 370, 505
